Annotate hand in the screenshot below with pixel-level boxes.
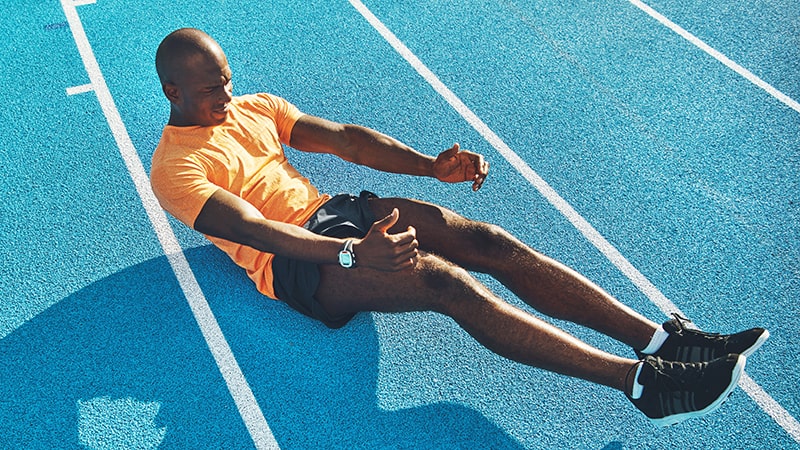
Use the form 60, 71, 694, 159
353, 208, 419, 271
432, 143, 489, 191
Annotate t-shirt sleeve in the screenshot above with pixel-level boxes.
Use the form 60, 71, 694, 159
251, 93, 304, 145
150, 151, 219, 229
150, 93, 303, 229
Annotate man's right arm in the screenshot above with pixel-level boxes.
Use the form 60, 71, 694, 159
193, 189, 344, 264
192, 188, 419, 271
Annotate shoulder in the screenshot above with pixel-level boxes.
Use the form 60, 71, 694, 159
236, 93, 300, 115
152, 126, 208, 168
234, 93, 305, 142
150, 126, 220, 191
150, 127, 220, 228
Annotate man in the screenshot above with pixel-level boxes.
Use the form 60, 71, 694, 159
150, 28, 768, 426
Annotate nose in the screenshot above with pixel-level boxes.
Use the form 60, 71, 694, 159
220, 80, 233, 102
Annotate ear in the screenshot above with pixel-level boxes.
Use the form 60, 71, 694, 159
162, 82, 180, 103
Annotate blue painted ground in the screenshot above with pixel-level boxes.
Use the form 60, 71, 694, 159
1, 0, 797, 448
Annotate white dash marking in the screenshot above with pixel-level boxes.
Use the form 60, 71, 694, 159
66, 83, 94, 95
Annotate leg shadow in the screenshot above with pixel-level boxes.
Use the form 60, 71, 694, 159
185, 245, 526, 449
0, 245, 524, 449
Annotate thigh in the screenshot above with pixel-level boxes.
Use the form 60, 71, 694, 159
314, 251, 493, 318
368, 196, 477, 250
367, 196, 523, 272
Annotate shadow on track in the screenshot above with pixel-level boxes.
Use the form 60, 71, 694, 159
0, 245, 523, 449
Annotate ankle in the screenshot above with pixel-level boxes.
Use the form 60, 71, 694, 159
625, 361, 645, 399
639, 325, 669, 355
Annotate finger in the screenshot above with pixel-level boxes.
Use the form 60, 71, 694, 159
440, 143, 459, 160
370, 208, 399, 234
478, 156, 489, 176
390, 246, 419, 269
469, 153, 487, 175
388, 226, 418, 252
389, 230, 419, 252
387, 258, 416, 272
372, 241, 417, 271
472, 159, 489, 191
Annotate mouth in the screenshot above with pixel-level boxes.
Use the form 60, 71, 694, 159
211, 104, 230, 120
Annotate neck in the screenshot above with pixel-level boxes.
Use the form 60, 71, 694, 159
167, 109, 195, 127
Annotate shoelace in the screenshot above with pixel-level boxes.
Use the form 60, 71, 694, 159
670, 313, 725, 342
645, 356, 704, 391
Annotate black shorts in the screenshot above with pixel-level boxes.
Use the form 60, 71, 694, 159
271, 191, 377, 329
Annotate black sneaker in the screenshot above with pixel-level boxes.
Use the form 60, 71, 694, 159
627, 353, 745, 426
637, 314, 769, 363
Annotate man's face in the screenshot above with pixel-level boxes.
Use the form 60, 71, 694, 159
167, 49, 233, 127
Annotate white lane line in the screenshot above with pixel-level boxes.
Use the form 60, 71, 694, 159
629, 0, 800, 115
348, 0, 683, 315
740, 373, 800, 442
60, 2, 279, 449
629, 2, 800, 439
66, 83, 94, 95
347, 0, 800, 443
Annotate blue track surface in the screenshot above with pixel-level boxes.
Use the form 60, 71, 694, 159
1, 0, 798, 448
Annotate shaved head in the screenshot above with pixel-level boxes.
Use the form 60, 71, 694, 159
155, 28, 234, 126
155, 28, 224, 86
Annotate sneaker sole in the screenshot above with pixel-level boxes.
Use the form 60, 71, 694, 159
637, 328, 770, 362
649, 354, 746, 427
741, 329, 770, 359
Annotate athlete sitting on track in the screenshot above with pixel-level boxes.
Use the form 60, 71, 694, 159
150, 28, 768, 426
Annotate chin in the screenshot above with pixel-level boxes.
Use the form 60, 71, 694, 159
207, 111, 228, 126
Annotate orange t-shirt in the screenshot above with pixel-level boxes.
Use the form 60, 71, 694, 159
150, 93, 331, 299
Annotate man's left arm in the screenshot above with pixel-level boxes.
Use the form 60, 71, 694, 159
289, 114, 489, 191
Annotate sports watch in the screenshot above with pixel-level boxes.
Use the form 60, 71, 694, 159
338, 239, 356, 268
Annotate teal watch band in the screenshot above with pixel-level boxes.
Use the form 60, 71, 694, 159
338, 239, 356, 268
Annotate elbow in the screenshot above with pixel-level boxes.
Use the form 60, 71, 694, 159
193, 201, 266, 251
339, 124, 372, 164
232, 215, 273, 251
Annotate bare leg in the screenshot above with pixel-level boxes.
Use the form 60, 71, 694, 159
368, 197, 658, 350
315, 253, 637, 392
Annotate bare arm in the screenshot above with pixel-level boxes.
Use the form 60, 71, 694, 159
193, 188, 419, 270
290, 115, 489, 191
192, 113, 486, 270
193, 188, 341, 263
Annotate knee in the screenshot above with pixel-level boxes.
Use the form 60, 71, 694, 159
418, 257, 461, 291
415, 255, 486, 311
459, 221, 517, 257
476, 222, 511, 246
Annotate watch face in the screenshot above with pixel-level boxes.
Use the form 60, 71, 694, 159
339, 251, 354, 268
